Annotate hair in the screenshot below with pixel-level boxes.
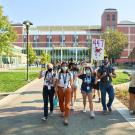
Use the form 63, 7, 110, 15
104, 56, 108, 59
60, 62, 69, 73
84, 67, 93, 76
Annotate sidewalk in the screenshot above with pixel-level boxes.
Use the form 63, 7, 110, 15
0, 79, 135, 135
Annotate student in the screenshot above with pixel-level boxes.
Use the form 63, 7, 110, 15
56, 62, 73, 125
39, 63, 56, 121
97, 56, 116, 114
76, 65, 96, 118
70, 63, 79, 110
92, 61, 101, 102
129, 72, 135, 114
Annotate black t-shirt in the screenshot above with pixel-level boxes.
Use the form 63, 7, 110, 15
98, 65, 114, 83
78, 74, 95, 91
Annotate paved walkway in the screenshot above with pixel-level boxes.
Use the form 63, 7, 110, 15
0, 79, 135, 135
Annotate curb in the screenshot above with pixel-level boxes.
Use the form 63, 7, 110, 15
0, 78, 41, 106
113, 97, 135, 128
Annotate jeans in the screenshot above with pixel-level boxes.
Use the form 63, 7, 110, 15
43, 85, 55, 117
99, 82, 115, 111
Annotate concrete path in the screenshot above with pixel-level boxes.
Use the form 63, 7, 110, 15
0, 79, 135, 135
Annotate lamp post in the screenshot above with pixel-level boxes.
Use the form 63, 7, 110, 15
23, 20, 33, 81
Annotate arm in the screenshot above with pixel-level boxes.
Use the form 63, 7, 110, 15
109, 70, 116, 78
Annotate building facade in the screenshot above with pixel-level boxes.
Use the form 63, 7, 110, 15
12, 9, 135, 63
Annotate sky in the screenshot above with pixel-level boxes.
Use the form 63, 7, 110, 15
0, 0, 135, 26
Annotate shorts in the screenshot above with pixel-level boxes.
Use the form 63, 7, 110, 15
81, 89, 92, 94
129, 87, 135, 94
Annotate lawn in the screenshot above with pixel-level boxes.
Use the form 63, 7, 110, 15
0, 72, 38, 93
112, 71, 130, 85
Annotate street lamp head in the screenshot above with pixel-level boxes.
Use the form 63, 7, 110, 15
23, 20, 33, 27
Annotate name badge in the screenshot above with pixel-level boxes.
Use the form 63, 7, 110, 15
48, 86, 51, 90
87, 86, 90, 90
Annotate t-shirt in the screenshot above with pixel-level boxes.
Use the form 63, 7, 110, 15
129, 72, 135, 87
70, 70, 79, 86
41, 70, 55, 88
78, 74, 95, 91
98, 65, 114, 84
56, 72, 73, 88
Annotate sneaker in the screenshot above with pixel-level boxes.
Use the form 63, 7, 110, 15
63, 120, 69, 126
93, 95, 95, 99
49, 111, 53, 116
61, 112, 64, 117
103, 110, 108, 115
83, 108, 86, 113
71, 106, 74, 111
90, 111, 95, 118
41, 117, 47, 121
107, 106, 112, 112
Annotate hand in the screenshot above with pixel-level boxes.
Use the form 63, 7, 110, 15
103, 72, 107, 76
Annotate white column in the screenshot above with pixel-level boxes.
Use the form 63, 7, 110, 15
61, 48, 63, 62
76, 48, 77, 62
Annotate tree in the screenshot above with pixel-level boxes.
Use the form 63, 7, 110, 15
40, 51, 51, 65
28, 44, 36, 65
129, 47, 135, 59
0, 6, 17, 55
101, 30, 128, 61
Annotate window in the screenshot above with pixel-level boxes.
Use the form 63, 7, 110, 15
23, 35, 27, 42
33, 35, 39, 42
46, 35, 52, 47
107, 14, 110, 21
112, 14, 116, 21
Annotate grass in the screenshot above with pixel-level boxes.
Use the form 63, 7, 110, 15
0, 72, 38, 93
13, 67, 42, 70
112, 71, 130, 85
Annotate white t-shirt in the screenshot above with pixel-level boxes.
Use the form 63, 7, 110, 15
41, 70, 55, 87
70, 70, 79, 86
129, 72, 135, 87
57, 72, 73, 88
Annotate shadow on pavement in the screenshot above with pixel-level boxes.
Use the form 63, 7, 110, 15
0, 108, 135, 135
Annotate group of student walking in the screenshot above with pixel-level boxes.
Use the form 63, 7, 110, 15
39, 56, 117, 126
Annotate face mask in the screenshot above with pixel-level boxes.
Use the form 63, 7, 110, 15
62, 66, 68, 71
104, 61, 108, 65
48, 68, 52, 72
85, 70, 91, 74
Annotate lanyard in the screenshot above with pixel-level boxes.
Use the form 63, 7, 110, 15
62, 73, 67, 84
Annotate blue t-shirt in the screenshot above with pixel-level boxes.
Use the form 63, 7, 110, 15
78, 74, 95, 92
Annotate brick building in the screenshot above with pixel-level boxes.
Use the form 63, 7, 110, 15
12, 8, 135, 63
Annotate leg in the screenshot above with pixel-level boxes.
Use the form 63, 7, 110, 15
49, 87, 55, 113
129, 93, 134, 111
74, 87, 77, 102
57, 87, 65, 113
100, 84, 107, 111
88, 93, 93, 111
106, 84, 115, 110
43, 86, 49, 118
64, 88, 72, 118
82, 91, 87, 111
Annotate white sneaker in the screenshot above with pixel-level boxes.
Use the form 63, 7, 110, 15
83, 108, 86, 113
90, 111, 95, 118
41, 117, 47, 121
49, 111, 53, 116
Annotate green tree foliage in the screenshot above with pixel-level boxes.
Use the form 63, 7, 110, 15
28, 44, 36, 65
40, 51, 51, 64
128, 47, 135, 59
0, 6, 17, 55
101, 30, 128, 60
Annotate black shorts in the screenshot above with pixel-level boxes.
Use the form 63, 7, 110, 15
93, 82, 99, 90
129, 87, 135, 94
